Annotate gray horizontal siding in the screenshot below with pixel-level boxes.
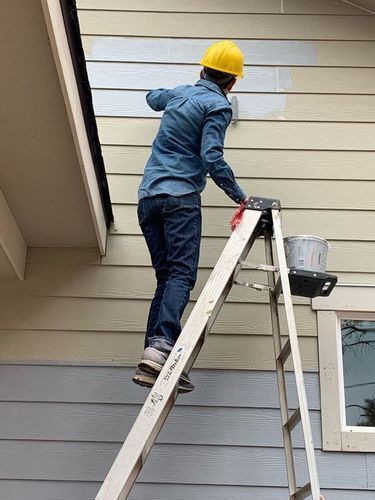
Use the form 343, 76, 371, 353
0, 402, 322, 448
131, 484, 375, 500
0, 437, 372, 498
2, 482, 375, 500
0, 364, 372, 498
0, 441, 369, 488
0, 365, 320, 408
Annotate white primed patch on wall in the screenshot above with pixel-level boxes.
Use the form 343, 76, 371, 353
92, 90, 288, 120
86, 63, 293, 92
84, 37, 317, 65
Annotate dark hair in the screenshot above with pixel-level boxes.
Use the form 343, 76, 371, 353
203, 67, 236, 89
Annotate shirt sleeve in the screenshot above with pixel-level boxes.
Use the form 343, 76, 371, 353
200, 106, 246, 204
146, 88, 174, 111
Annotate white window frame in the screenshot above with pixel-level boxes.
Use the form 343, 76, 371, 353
313, 285, 375, 452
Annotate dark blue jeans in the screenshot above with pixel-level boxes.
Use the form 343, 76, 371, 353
138, 193, 202, 351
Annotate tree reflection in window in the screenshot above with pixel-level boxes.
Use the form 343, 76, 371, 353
341, 319, 375, 427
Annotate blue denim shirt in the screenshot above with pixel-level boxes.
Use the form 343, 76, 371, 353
138, 79, 246, 204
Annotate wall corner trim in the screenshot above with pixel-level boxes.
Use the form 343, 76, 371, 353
0, 189, 27, 279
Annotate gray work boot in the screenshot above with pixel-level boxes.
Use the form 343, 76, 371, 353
138, 346, 194, 392
132, 367, 194, 393
138, 346, 168, 374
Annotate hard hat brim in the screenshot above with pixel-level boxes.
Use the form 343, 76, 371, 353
199, 60, 243, 78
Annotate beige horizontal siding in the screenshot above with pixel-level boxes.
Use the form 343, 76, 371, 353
98, 118, 375, 150
3, 262, 374, 311
78, 11, 375, 40
111, 205, 375, 241
0, 296, 314, 336
0, 262, 310, 306
102, 234, 375, 275
77, 0, 365, 15
93, 90, 375, 122
3, 3, 373, 376
23, 247, 375, 286
103, 147, 375, 180
0, 329, 317, 370
108, 175, 374, 209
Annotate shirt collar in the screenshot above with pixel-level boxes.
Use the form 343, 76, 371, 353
195, 79, 229, 102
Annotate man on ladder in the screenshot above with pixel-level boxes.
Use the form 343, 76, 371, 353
97, 41, 335, 500
133, 40, 247, 393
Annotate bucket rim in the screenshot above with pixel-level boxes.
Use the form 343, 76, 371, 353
283, 235, 329, 244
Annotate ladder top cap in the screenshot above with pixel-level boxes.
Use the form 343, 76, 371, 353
246, 197, 281, 211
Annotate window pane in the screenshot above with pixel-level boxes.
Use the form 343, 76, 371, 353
341, 319, 375, 427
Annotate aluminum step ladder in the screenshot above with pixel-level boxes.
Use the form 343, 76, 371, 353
96, 197, 326, 500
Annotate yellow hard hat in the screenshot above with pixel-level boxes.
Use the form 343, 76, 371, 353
200, 40, 244, 78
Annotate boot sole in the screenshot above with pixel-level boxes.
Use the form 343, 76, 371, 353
139, 359, 193, 386
133, 369, 194, 393
138, 359, 164, 375
132, 373, 154, 389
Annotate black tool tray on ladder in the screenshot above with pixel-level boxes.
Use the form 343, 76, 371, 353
287, 268, 337, 298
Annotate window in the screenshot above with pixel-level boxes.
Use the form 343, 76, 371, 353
312, 285, 375, 452
342, 318, 375, 427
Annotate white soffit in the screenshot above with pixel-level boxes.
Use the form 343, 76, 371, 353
41, 0, 107, 254
0, 2, 105, 260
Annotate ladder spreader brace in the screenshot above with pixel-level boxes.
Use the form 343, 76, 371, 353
96, 197, 332, 500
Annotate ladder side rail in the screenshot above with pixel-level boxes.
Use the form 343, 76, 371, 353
95, 209, 262, 500
271, 210, 321, 499
264, 230, 297, 496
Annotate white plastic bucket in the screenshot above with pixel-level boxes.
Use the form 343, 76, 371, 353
283, 235, 329, 273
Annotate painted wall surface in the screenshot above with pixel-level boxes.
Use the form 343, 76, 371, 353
1, 365, 375, 499
0, 0, 375, 498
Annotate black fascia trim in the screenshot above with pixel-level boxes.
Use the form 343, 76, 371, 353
60, 0, 114, 226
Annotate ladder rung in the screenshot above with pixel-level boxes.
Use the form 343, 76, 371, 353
278, 339, 291, 364
233, 280, 273, 292
284, 407, 301, 432
291, 481, 312, 499
239, 261, 279, 272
